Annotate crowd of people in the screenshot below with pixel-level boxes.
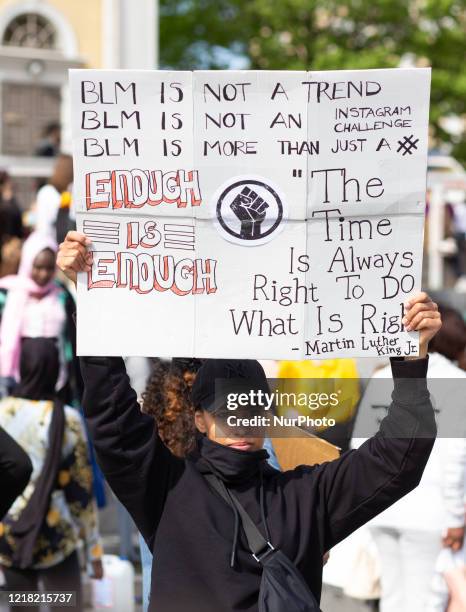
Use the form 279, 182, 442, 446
0, 151, 104, 610
0, 148, 464, 611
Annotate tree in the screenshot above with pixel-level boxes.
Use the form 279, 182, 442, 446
160, 0, 466, 162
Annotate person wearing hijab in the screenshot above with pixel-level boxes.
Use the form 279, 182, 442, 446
0, 338, 103, 611
0, 232, 80, 404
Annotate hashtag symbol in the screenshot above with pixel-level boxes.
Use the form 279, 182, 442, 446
396, 134, 419, 156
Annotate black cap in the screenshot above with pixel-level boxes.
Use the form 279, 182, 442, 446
191, 359, 270, 414
171, 357, 203, 373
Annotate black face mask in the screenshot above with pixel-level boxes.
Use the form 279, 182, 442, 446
12, 337, 59, 401
191, 433, 270, 485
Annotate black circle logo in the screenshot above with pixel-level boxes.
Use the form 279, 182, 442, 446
216, 179, 284, 243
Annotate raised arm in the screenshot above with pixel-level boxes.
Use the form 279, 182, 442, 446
80, 355, 184, 545
312, 356, 436, 551
293, 292, 441, 551
57, 231, 185, 544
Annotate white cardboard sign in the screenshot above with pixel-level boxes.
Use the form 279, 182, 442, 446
70, 68, 431, 359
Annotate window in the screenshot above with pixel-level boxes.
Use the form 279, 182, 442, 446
3, 13, 57, 50
1, 83, 61, 155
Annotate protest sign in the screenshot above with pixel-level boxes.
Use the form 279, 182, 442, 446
70, 68, 430, 359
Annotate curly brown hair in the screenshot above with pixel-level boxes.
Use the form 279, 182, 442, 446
142, 359, 198, 457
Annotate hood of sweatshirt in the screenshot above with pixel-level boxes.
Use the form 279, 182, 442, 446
188, 434, 276, 567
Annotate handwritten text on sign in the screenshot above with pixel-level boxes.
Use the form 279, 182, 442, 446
71, 68, 430, 359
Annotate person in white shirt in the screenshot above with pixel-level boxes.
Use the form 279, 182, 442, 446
35, 154, 73, 238
352, 303, 466, 612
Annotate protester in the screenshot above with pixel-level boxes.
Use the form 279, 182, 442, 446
0, 231, 81, 404
352, 303, 466, 612
0, 338, 103, 611
35, 154, 73, 238
451, 198, 466, 281
35, 122, 61, 158
0, 426, 32, 519
58, 230, 441, 611
0, 170, 23, 242
0, 170, 23, 277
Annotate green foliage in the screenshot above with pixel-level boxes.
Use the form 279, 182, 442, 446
160, 0, 466, 162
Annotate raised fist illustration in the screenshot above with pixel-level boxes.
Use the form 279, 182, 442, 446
230, 187, 269, 239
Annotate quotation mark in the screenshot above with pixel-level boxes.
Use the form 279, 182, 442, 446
397, 135, 419, 156
292, 169, 303, 178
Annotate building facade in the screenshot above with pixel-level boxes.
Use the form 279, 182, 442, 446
0, 0, 157, 208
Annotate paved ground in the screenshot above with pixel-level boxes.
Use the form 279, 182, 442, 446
321, 586, 378, 612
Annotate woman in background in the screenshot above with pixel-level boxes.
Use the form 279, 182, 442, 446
352, 303, 466, 612
0, 338, 103, 611
0, 170, 23, 278
35, 154, 73, 239
0, 232, 80, 404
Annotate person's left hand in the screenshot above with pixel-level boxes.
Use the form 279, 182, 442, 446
90, 559, 104, 580
56, 231, 92, 285
442, 526, 465, 551
402, 292, 442, 358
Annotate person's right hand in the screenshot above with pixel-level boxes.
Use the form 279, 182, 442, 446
57, 231, 93, 286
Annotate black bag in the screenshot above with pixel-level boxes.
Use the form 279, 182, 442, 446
10, 399, 65, 568
206, 474, 321, 612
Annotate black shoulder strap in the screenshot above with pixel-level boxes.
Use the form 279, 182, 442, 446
205, 474, 274, 561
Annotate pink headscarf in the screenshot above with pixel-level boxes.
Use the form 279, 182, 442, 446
0, 232, 58, 379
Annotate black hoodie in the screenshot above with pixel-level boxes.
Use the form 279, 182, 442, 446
80, 356, 436, 611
